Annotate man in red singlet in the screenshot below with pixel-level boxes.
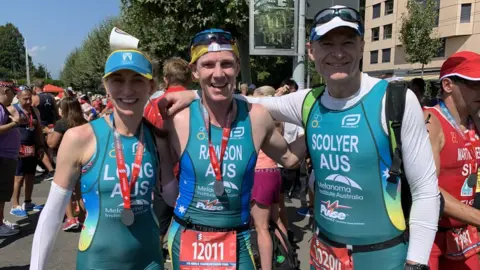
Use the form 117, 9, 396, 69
144, 57, 191, 129
424, 51, 480, 270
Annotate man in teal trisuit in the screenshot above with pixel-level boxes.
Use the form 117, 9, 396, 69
158, 6, 443, 270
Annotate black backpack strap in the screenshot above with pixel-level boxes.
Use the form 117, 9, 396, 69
385, 82, 407, 183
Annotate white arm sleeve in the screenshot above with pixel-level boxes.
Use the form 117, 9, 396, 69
30, 182, 72, 270
193, 90, 307, 126
400, 90, 440, 264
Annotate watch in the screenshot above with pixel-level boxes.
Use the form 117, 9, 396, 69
404, 263, 430, 270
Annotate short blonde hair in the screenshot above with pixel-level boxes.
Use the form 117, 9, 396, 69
254, 86, 275, 97
163, 57, 191, 87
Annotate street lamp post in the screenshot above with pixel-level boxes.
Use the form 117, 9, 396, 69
25, 39, 30, 85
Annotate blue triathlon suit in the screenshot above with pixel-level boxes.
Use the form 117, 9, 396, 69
168, 99, 258, 269
77, 117, 163, 270
305, 80, 408, 270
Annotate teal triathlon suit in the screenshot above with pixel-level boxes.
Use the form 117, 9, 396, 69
77, 117, 163, 270
168, 99, 257, 269
305, 80, 408, 270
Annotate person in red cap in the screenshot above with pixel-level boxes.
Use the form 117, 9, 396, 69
424, 51, 480, 270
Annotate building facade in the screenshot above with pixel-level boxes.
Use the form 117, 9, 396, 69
363, 0, 480, 78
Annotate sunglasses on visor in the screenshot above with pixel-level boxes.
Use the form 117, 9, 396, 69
190, 30, 235, 48
313, 7, 362, 26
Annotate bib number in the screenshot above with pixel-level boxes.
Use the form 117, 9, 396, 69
180, 230, 237, 269
310, 234, 352, 270
19, 145, 35, 158
446, 225, 480, 260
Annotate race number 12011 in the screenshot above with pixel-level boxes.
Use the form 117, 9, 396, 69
180, 230, 237, 270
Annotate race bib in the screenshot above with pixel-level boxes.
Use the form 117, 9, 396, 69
180, 230, 237, 270
310, 234, 353, 270
19, 145, 35, 158
446, 226, 480, 260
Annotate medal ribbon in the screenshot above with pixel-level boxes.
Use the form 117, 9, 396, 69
201, 102, 234, 181
18, 105, 33, 130
439, 100, 478, 172
110, 114, 145, 209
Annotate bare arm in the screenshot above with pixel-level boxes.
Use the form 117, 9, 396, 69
32, 107, 46, 146
155, 135, 178, 207
47, 132, 63, 149
440, 187, 480, 227
0, 121, 18, 134
258, 105, 306, 168
424, 111, 443, 176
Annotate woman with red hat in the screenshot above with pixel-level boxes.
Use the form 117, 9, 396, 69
424, 51, 480, 270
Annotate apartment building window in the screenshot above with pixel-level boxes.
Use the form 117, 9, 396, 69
434, 0, 440, 26
373, 4, 381, 19
371, 50, 379, 64
460, 4, 471, 23
385, 0, 394, 15
436, 38, 446, 57
384, 24, 393, 39
372, 27, 380, 41
382, 48, 391, 63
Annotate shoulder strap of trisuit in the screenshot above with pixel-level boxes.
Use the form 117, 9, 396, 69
385, 81, 407, 183
301, 85, 326, 128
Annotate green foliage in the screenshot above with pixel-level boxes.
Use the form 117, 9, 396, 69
399, 0, 442, 75
0, 23, 35, 80
249, 56, 292, 87
60, 18, 121, 94
33, 64, 51, 79
121, 0, 249, 62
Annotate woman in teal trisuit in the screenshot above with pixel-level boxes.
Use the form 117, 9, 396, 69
30, 30, 175, 270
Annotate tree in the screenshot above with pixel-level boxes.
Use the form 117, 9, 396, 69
0, 23, 35, 80
121, 0, 252, 83
250, 56, 293, 87
60, 18, 122, 93
33, 64, 52, 79
399, 0, 442, 76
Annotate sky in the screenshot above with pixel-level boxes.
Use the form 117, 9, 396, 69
0, 0, 121, 79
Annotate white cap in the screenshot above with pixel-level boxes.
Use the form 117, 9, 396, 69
310, 5, 363, 41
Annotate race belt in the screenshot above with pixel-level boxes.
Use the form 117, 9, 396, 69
314, 226, 408, 253
174, 215, 250, 233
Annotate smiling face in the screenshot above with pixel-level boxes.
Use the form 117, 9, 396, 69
191, 50, 240, 103
308, 27, 364, 83
104, 69, 156, 117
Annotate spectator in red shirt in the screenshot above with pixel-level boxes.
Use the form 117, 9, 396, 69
144, 57, 191, 129
144, 57, 191, 260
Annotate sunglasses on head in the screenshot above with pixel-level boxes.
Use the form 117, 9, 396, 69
313, 7, 362, 26
190, 30, 235, 49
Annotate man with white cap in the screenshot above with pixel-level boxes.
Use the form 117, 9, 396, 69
424, 51, 480, 270
159, 6, 440, 269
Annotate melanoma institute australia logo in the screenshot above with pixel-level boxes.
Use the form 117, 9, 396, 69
122, 52, 133, 63
318, 174, 364, 201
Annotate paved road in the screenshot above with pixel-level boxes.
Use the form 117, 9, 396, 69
0, 177, 313, 269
